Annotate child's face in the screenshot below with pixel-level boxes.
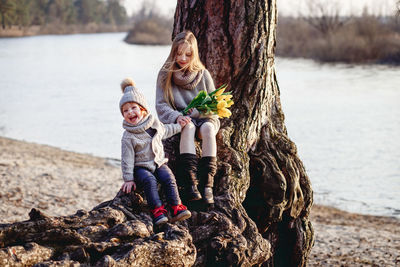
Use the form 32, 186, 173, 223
176, 43, 192, 69
122, 102, 144, 125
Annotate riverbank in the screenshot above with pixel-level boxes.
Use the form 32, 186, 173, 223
0, 24, 130, 38
0, 136, 399, 266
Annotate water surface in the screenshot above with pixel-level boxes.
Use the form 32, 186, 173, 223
0, 33, 399, 218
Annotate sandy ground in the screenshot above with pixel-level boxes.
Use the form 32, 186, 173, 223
1, 136, 399, 266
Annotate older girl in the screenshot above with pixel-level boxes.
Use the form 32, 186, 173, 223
156, 31, 219, 205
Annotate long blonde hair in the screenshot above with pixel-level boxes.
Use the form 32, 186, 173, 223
161, 30, 205, 108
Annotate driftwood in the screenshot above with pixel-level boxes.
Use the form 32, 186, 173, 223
0, 190, 197, 266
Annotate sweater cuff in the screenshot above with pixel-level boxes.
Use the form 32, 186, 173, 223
173, 123, 182, 134
123, 174, 134, 182
171, 110, 184, 123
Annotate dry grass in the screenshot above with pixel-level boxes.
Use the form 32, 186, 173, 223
124, 17, 172, 45
124, 14, 173, 45
277, 16, 400, 64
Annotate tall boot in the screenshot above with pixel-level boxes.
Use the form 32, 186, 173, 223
198, 157, 217, 204
177, 153, 202, 201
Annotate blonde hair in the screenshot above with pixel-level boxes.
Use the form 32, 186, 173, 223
161, 30, 205, 108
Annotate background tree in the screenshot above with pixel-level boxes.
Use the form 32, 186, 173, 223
30, 0, 49, 25
14, 0, 31, 28
0, 0, 127, 28
104, 0, 127, 25
124, 2, 173, 45
74, 0, 100, 24
47, 0, 77, 24
0, 0, 15, 29
397, 0, 400, 16
302, 0, 349, 35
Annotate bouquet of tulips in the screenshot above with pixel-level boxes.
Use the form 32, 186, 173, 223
182, 84, 234, 118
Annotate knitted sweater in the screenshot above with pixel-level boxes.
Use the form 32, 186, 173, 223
121, 114, 181, 181
156, 69, 220, 130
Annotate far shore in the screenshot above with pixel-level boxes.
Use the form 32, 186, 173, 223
0, 24, 130, 38
0, 136, 399, 266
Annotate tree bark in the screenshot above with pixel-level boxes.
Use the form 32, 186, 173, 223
172, 0, 314, 266
0, 1, 314, 266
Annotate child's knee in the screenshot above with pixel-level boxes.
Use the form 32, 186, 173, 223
200, 122, 216, 138
181, 122, 196, 141
182, 122, 196, 134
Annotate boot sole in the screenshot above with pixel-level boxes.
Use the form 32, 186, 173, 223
188, 195, 202, 201
170, 211, 192, 223
154, 216, 169, 226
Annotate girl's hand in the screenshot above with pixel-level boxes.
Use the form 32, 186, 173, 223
177, 115, 191, 127
188, 108, 200, 118
121, 181, 136, 193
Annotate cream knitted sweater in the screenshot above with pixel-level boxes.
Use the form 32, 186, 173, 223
121, 114, 181, 181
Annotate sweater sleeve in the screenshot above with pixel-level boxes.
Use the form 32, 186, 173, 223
121, 137, 135, 182
162, 122, 182, 140
155, 71, 183, 124
204, 69, 216, 94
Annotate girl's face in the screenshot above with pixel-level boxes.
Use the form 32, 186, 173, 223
176, 43, 193, 69
122, 102, 144, 125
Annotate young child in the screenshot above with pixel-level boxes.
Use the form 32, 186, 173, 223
156, 30, 219, 205
119, 78, 191, 225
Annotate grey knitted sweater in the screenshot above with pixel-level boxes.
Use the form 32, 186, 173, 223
121, 114, 181, 181
156, 69, 220, 130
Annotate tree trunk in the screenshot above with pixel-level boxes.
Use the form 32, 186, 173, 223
173, 0, 314, 266
1, 11, 5, 29
0, 1, 314, 266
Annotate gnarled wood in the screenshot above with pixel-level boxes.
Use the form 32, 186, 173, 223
0, 193, 196, 266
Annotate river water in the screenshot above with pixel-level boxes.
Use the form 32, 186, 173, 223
0, 32, 399, 218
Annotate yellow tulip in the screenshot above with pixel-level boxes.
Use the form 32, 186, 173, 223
224, 95, 233, 101
216, 95, 226, 101
218, 108, 231, 118
214, 87, 225, 97
217, 100, 227, 110
226, 100, 234, 107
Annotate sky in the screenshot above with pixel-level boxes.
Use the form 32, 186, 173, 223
123, 0, 399, 17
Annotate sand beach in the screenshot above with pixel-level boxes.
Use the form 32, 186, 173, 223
0, 136, 399, 266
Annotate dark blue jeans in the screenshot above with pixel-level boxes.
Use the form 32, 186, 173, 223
134, 164, 180, 209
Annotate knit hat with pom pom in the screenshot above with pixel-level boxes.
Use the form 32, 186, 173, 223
119, 78, 149, 113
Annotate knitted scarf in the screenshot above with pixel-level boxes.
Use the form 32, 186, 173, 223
173, 69, 203, 90
123, 114, 154, 134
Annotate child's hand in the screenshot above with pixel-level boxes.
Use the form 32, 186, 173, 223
177, 115, 191, 127
188, 108, 200, 118
121, 181, 136, 193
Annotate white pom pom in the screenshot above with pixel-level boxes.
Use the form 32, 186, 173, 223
120, 78, 135, 92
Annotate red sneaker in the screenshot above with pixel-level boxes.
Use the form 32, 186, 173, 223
170, 204, 191, 223
151, 205, 168, 226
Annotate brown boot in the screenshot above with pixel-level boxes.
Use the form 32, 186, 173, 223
198, 157, 217, 204
178, 153, 202, 201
